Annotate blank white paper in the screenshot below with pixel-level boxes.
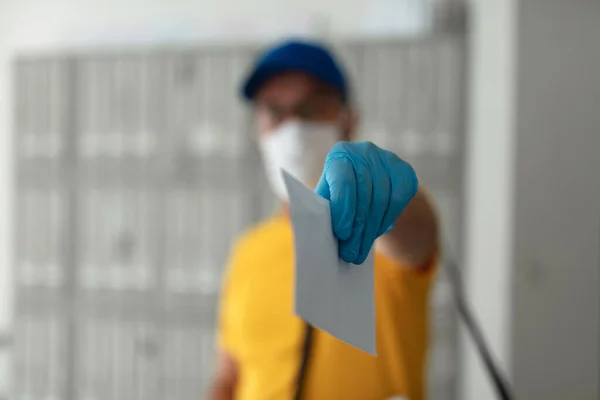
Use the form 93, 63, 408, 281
282, 170, 376, 355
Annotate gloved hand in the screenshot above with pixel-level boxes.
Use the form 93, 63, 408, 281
315, 141, 418, 264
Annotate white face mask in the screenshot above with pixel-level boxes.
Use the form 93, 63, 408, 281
258, 120, 341, 201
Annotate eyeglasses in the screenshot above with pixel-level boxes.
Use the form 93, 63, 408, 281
255, 91, 343, 126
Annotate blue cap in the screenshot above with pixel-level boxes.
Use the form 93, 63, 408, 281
241, 39, 349, 102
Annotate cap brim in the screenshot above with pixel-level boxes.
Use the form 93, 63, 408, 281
242, 61, 290, 101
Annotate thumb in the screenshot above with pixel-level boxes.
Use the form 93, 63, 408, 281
314, 173, 330, 201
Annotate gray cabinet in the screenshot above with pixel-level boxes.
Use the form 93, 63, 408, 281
13, 35, 466, 400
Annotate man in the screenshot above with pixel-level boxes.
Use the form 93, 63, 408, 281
210, 39, 439, 400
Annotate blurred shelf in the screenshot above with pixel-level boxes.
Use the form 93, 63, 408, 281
17, 263, 64, 288
79, 265, 155, 291
12, 32, 467, 400
16, 134, 64, 159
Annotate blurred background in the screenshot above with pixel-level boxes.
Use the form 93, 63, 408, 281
0, 0, 598, 399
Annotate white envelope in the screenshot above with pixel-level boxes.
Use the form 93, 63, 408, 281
282, 170, 377, 355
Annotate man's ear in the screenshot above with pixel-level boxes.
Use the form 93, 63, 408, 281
341, 108, 359, 142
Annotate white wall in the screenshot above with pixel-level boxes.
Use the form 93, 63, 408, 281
511, 0, 600, 398
463, 1, 600, 399
1, 0, 369, 53
462, 0, 517, 398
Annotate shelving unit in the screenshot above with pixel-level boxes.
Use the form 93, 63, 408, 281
12, 34, 466, 400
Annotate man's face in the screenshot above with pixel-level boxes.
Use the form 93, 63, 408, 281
253, 72, 354, 139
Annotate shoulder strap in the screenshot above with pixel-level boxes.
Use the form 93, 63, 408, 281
292, 323, 314, 400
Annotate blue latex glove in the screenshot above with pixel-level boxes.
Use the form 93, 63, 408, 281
315, 141, 418, 265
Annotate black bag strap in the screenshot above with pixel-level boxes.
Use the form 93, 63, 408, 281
291, 255, 515, 400
292, 323, 314, 400
445, 255, 515, 400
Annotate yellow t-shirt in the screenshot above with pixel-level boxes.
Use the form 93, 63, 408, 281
218, 214, 437, 400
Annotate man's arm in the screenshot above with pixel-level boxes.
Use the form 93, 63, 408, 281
209, 351, 238, 400
376, 189, 439, 268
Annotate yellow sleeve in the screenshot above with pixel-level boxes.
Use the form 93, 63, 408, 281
375, 250, 439, 293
